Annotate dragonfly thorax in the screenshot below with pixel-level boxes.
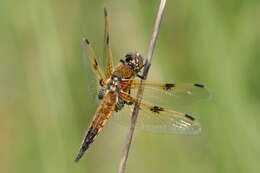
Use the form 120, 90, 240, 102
98, 76, 122, 100
108, 76, 121, 92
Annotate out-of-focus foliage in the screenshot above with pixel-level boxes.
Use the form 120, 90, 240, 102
1, 0, 260, 173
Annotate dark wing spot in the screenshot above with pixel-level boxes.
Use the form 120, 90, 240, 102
93, 59, 98, 70
84, 38, 90, 44
194, 83, 205, 88
150, 106, 164, 113
185, 114, 195, 121
163, 83, 175, 91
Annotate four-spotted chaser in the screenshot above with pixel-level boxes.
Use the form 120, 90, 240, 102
74, 8, 209, 162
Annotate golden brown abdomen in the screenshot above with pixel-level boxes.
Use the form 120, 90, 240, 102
75, 92, 116, 162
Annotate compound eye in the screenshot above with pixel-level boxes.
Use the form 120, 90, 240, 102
125, 53, 133, 62
125, 57, 131, 62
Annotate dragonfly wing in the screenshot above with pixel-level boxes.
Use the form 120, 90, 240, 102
82, 38, 105, 84
103, 8, 113, 78
128, 80, 210, 100
112, 91, 201, 134
120, 79, 211, 112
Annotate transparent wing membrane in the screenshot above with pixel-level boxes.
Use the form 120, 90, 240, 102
120, 79, 210, 111
82, 39, 105, 83
128, 80, 210, 100
112, 91, 201, 134
103, 8, 113, 78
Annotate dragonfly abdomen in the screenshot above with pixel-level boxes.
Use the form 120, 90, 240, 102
75, 92, 116, 162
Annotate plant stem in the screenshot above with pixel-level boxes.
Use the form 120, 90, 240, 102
118, 1, 167, 173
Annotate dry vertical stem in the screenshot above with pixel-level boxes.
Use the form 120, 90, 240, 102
118, 0, 167, 173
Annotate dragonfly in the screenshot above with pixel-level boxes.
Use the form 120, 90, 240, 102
74, 8, 209, 162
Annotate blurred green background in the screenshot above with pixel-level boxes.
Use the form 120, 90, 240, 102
1, 0, 260, 172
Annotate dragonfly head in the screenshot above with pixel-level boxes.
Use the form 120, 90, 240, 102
124, 52, 144, 73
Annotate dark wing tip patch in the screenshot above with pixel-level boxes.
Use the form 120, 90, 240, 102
104, 7, 108, 16
194, 83, 205, 88
185, 114, 195, 121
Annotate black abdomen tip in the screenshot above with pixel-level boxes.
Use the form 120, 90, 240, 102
74, 145, 89, 163
74, 152, 83, 163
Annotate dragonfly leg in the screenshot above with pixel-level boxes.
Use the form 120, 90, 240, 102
98, 88, 106, 100
137, 74, 145, 79
136, 60, 148, 79
115, 98, 124, 112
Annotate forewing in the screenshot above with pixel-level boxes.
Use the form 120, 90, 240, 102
129, 80, 210, 100
121, 79, 211, 112
82, 38, 105, 84
103, 8, 113, 78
